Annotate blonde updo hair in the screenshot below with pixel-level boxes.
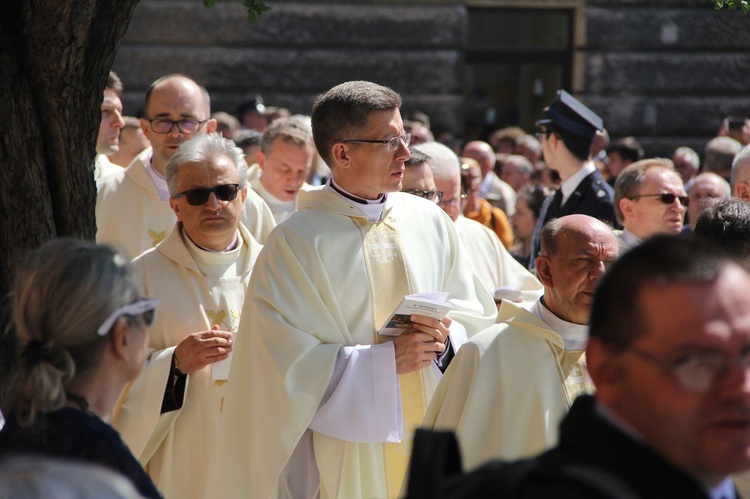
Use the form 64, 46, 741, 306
8, 239, 140, 428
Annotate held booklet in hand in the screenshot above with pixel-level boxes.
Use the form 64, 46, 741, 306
378, 292, 452, 336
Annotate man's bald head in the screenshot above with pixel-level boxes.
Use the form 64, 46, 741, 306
537, 215, 618, 324
462, 141, 496, 177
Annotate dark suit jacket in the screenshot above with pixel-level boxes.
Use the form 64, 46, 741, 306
543, 169, 618, 229
431, 396, 717, 499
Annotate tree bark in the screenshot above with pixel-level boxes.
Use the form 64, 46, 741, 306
0, 0, 139, 404
0, 0, 140, 297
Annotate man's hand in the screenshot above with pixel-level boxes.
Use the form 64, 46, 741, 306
392, 315, 452, 374
173, 325, 233, 374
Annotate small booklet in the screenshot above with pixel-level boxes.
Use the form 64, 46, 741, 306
493, 287, 524, 304
378, 292, 452, 336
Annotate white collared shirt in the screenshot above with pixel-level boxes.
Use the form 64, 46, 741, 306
560, 162, 597, 206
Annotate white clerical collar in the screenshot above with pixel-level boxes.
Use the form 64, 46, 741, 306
183, 229, 240, 255
531, 298, 588, 350
146, 155, 171, 201
620, 228, 643, 249
560, 161, 596, 206
325, 178, 386, 221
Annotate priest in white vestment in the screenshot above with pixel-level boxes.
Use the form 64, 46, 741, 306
422, 215, 618, 470
94, 71, 126, 183
413, 142, 544, 310
113, 133, 262, 499
208, 81, 497, 499
247, 115, 316, 223
96, 74, 275, 260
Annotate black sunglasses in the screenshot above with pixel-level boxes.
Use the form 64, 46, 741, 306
174, 184, 240, 206
629, 193, 688, 207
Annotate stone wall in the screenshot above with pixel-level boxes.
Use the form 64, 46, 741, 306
114, 0, 750, 159
583, 0, 750, 158
113, 0, 467, 132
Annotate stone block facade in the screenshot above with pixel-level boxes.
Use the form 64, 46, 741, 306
114, 0, 750, 159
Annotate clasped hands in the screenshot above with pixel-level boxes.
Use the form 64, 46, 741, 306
173, 325, 233, 374
393, 315, 452, 374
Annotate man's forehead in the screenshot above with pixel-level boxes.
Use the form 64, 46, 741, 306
557, 227, 616, 256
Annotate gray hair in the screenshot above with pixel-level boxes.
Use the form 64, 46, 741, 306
260, 116, 314, 155
417, 141, 461, 181
9, 239, 140, 428
166, 133, 248, 197
674, 146, 700, 169
503, 154, 534, 176
614, 158, 675, 224
731, 144, 750, 190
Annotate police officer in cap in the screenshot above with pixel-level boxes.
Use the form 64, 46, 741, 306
528, 90, 618, 271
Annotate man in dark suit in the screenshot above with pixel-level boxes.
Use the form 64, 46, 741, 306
528, 90, 617, 271
409, 235, 750, 499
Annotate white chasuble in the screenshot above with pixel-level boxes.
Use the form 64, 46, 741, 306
423, 300, 595, 470
96, 147, 276, 260
113, 222, 262, 499
208, 190, 497, 499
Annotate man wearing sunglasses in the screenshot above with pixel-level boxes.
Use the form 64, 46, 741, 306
210, 81, 497, 499
114, 133, 263, 499
613, 158, 687, 254
96, 74, 276, 260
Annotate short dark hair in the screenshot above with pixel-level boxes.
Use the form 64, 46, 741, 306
694, 197, 750, 266
607, 137, 644, 163
546, 122, 592, 161
311, 81, 402, 167
106, 71, 123, 95
590, 235, 729, 353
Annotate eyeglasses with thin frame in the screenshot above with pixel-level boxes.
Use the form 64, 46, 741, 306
147, 118, 208, 134
343, 133, 411, 152
439, 194, 468, 208
403, 188, 444, 204
630, 344, 750, 393
173, 184, 241, 206
97, 298, 159, 336
628, 193, 689, 207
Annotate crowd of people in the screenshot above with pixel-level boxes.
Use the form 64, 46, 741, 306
1, 71, 750, 499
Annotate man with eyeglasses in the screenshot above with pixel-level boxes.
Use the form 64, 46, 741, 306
528, 90, 617, 271
412, 235, 750, 498
114, 133, 263, 499
613, 158, 687, 253
417, 141, 542, 309
209, 81, 497, 499
96, 73, 275, 260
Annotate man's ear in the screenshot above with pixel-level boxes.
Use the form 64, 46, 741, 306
619, 197, 635, 221
536, 255, 553, 288
169, 197, 181, 221
586, 337, 626, 405
331, 143, 351, 170
257, 151, 267, 171
205, 119, 218, 134
734, 181, 750, 201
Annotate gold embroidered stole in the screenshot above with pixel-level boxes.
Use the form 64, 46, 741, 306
359, 216, 426, 498
557, 349, 595, 405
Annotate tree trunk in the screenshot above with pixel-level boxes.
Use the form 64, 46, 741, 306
0, 0, 139, 404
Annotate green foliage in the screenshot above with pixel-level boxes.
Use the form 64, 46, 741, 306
203, 0, 270, 22
714, 0, 750, 12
